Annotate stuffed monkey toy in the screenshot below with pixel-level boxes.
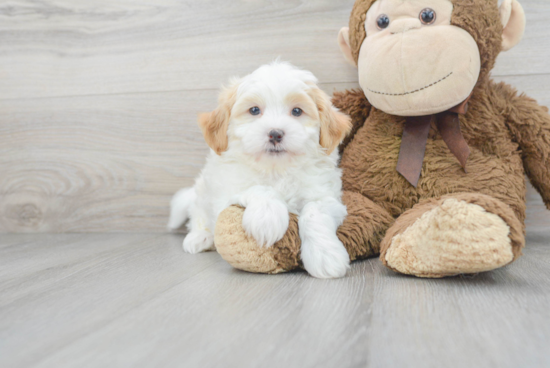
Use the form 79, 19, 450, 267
214, 0, 550, 278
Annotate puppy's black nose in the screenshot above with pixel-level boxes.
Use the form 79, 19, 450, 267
268, 130, 284, 144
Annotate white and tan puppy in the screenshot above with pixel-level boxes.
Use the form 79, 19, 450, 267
168, 61, 352, 278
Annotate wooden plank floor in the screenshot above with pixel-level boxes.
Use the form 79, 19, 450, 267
1, 224, 550, 368
1, 186, 550, 368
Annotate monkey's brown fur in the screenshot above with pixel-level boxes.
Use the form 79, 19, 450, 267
214, 0, 550, 277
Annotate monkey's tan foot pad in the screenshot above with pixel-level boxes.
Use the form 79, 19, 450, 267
214, 205, 303, 274
382, 198, 515, 278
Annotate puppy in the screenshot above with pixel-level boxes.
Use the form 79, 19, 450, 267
169, 61, 352, 278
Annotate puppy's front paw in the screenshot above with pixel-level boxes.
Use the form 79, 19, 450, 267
301, 236, 350, 279
183, 230, 215, 254
242, 201, 289, 247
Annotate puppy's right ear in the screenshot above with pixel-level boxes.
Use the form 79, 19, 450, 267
309, 88, 352, 155
198, 83, 238, 155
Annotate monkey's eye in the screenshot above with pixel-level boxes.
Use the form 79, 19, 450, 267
419, 8, 436, 25
249, 107, 261, 116
291, 108, 303, 117
376, 14, 390, 30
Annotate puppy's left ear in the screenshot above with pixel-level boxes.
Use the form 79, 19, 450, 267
198, 83, 238, 155
309, 88, 352, 155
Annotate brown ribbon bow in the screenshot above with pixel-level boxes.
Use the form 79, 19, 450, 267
396, 97, 471, 188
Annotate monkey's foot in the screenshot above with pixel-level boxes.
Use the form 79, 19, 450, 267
215, 205, 302, 274
380, 193, 524, 278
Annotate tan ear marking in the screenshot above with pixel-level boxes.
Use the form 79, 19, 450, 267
309, 88, 352, 155
198, 83, 239, 155
500, 0, 526, 52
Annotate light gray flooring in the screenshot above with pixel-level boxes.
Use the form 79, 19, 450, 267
1, 227, 550, 368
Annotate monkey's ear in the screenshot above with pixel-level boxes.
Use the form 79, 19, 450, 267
499, 0, 526, 51
338, 27, 357, 67
198, 84, 238, 155
310, 88, 352, 155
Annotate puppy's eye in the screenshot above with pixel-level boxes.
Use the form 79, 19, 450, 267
249, 107, 261, 116
419, 8, 436, 25
291, 108, 303, 117
376, 14, 390, 30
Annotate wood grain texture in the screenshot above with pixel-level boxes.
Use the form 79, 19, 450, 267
0, 0, 547, 100
0, 0, 550, 232
0, 231, 549, 368
0, 0, 359, 100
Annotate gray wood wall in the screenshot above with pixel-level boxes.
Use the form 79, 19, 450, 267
1, 0, 549, 233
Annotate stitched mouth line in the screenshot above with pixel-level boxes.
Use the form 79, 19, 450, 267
367, 72, 453, 96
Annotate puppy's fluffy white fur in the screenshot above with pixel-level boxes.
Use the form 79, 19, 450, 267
169, 61, 352, 278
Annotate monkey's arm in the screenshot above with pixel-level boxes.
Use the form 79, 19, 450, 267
496, 82, 550, 209
332, 89, 371, 153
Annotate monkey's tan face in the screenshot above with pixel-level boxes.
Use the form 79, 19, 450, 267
358, 0, 481, 116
